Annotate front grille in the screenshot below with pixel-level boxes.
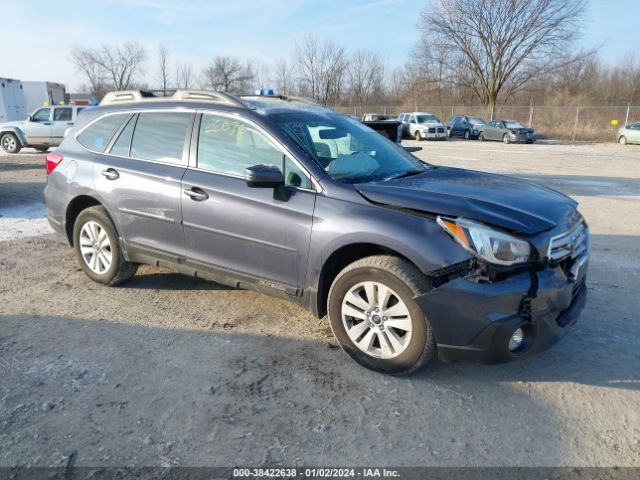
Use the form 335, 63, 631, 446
428, 127, 436, 133
548, 221, 588, 262
437, 127, 445, 133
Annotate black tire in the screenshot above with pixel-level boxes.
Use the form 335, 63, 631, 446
619, 136, 627, 145
327, 255, 436, 375
1, 133, 21, 154
503, 133, 511, 144
464, 129, 470, 140
414, 130, 422, 141
478, 132, 485, 141
72, 206, 138, 286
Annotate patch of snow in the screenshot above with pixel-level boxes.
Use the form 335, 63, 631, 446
0, 202, 54, 241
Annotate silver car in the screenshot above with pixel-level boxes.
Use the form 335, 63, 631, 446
0, 104, 89, 153
479, 120, 536, 144
399, 112, 447, 141
617, 122, 640, 145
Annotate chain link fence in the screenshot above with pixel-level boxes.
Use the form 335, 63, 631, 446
334, 105, 640, 142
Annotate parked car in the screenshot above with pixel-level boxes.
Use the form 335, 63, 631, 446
447, 115, 486, 139
361, 113, 402, 143
617, 122, 640, 145
1, 104, 90, 153
399, 112, 447, 140
479, 120, 536, 144
45, 89, 589, 374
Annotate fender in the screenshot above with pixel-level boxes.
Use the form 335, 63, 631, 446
0, 126, 27, 146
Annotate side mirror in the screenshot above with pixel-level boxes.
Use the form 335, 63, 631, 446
27, 115, 33, 122
244, 164, 284, 188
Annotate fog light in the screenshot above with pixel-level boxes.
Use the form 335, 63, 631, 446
508, 328, 525, 352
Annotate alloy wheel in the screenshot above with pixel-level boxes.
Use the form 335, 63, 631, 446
341, 281, 413, 359
79, 221, 112, 274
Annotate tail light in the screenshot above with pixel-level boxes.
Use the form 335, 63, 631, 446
45, 152, 64, 175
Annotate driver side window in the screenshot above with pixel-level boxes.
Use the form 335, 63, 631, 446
32, 108, 51, 122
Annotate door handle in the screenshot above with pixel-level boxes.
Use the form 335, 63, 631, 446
43, 122, 51, 125
101, 168, 119, 180
67, 122, 74, 126
183, 187, 209, 201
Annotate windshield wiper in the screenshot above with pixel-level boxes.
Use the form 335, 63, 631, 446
383, 169, 425, 181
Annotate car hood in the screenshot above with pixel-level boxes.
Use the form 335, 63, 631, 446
0, 120, 24, 129
419, 122, 445, 129
355, 167, 577, 235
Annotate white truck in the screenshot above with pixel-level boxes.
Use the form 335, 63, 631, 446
0, 77, 27, 123
22, 81, 66, 114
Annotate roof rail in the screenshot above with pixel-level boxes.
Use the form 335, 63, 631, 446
240, 94, 320, 107
100, 89, 247, 108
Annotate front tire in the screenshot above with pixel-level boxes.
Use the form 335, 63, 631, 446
503, 133, 511, 144
1, 133, 21, 153
619, 136, 627, 145
327, 255, 436, 375
478, 132, 485, 141
73, 206, 138, 286
414, 130, 422, 141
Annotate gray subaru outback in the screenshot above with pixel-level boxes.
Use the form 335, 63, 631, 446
44, 90, 589, 374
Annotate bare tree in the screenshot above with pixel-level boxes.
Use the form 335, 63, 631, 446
272, 58, 293, 95
202, 56, 255, 93
157, 44, 169, 91
71, 42, 147, 94
418, 0, 589, 118
295, 36, 349, 105
348, 50, 384, 109
175, 62, 194, 89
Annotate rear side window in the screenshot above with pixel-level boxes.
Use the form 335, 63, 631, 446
109, 115, 137, 157
77, 113, 130, 152
130, 112, 193, 164
54, 108, 72, 121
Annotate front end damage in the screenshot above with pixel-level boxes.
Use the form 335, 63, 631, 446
415, 225, 589, 364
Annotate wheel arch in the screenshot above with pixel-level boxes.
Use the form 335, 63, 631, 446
0, 127, 27, 146
313, 242, 430, 319
64, 195, 105, 245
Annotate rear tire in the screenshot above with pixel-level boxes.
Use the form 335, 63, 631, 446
73, 206, 138, 286
1, 133, 21, 153
503, 133, 511, 144
327, 255, 436, 375
619, 136, 627, 145
464, 129, 470, 139
478, 132, 485, 141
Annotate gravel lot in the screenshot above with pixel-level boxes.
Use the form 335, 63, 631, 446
1, 141, 639, 468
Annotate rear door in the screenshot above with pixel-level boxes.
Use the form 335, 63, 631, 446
51, 107, 73, 144
181, 112, 316, 290
89, 111, 194, 258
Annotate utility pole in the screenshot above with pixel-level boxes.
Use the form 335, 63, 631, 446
528, 99, 534, 128
625, 103, 631, 125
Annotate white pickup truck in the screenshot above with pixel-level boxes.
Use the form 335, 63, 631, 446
1, 104, 91, 153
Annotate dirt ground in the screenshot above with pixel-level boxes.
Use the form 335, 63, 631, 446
0, 141, 639, 468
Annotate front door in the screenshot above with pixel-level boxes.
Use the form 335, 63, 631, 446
24, 107, 52, 144
181, 113, 316, 290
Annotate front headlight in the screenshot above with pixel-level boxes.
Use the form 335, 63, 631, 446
437, 216, 532, 265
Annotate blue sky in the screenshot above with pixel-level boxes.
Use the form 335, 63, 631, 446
1, 0, 638, 90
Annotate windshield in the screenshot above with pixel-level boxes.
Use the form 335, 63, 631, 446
271, 112, 429, 184
416, 114, 439, 124
505, 121, 526, 129
469, 117, 485, 125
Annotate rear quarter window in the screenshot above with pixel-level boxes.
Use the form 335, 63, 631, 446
129, 112, 194, 164
77, 113, 131, 152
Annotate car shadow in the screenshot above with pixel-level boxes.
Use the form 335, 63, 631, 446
0, 314, 602, 466
124, 269, 234, 291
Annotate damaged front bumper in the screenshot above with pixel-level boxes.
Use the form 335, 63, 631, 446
415, 256, 588, 363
